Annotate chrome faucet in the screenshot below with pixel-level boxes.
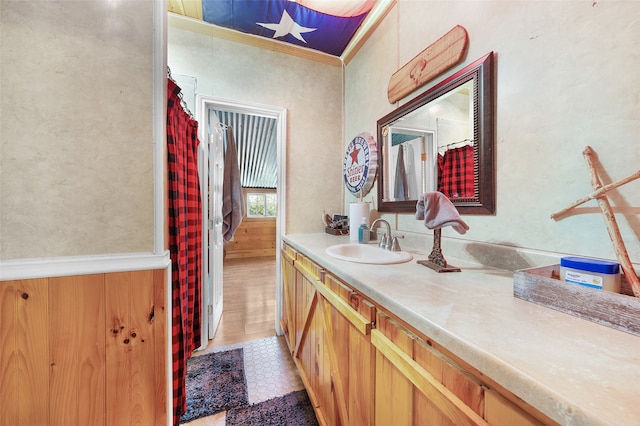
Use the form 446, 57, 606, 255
369, 218, 401, 251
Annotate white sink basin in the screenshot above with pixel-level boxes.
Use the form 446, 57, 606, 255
325, 243, 413, 265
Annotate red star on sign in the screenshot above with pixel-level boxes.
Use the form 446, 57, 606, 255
349, 145, 360, 165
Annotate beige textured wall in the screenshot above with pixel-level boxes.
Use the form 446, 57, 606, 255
346, 0, 640, 264
168, 25, 344, 235
0, 1, 155, 260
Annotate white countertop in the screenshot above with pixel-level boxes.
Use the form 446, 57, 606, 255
283, 233, 640, 426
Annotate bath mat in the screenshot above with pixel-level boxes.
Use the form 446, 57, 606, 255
225, 390, 318, 425
180, 348, 248, 423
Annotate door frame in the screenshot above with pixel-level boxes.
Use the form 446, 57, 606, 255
196, 95, 287, 348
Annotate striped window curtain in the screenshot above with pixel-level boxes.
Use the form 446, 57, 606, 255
167, 77, 202, 425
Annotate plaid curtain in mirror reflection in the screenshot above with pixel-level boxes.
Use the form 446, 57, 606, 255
438, 144, 475, 198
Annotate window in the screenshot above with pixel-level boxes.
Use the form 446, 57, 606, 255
247, 192, 277, 218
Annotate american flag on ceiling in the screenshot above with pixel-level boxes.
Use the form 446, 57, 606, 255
202, 0, 376, 56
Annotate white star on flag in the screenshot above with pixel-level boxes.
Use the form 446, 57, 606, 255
257, 10, 317, 43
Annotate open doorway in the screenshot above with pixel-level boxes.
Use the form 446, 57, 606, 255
196, 95, 287, 350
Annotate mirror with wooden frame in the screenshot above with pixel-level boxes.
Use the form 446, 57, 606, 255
377, 52, 495, 214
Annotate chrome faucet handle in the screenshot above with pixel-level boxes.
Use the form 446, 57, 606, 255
390, 236, 402, 252
378, 233, 388, 249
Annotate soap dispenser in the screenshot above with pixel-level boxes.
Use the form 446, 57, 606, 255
358, 217, 370, 244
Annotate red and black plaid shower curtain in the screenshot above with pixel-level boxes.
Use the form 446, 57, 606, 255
167, 78, 202, 425
438, 144, 475, 198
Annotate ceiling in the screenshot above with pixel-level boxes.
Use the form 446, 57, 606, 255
168, 0, 395, 64
214, 110, 278, 189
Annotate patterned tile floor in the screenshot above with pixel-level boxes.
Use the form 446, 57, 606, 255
182, 336, 304, 425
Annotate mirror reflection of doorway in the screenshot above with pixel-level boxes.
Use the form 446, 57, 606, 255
385, 127, 437, 202
197, 95, 287, 350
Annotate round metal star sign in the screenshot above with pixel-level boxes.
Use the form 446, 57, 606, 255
342, 132, 378, 197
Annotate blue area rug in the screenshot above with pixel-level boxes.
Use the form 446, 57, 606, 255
180, 348, 248, 423
225, 390, 318, 425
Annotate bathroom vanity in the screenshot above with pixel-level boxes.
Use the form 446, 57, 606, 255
281, 233, 640, 426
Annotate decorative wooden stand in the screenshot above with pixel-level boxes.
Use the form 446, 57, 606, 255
550, 146, 640, 298
417, 229, 461, 273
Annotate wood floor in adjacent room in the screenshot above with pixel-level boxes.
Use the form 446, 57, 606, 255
207, 256, 278, 349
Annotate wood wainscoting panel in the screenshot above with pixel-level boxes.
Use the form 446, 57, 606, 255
153, 269, 168, 426
105, 270, 157, 425
49, 274, 106, 425
0, 266, 167, 426
1, 279, 50, 426
0, 280, 18, 425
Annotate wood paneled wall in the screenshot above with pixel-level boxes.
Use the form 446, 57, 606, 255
1, 269, 166, 426
225, 218, 276, 259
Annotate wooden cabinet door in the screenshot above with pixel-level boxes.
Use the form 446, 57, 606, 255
288, 252, 378, 426
484, 389, 543, 426
321, 273, 376, 426
280, 244, 297, 352
373, 312, 414, 426
372, 312, 487, 426
289, 252, 327, 423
